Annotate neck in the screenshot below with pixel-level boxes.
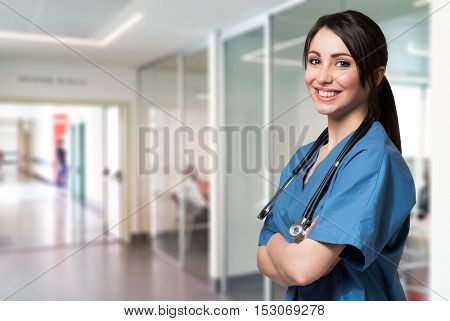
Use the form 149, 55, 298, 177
325, 106, 368, 151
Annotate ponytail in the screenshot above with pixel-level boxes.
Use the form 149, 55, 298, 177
371, 75, 402, 154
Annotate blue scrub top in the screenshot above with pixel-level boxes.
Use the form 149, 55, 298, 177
258, 121, 416, 301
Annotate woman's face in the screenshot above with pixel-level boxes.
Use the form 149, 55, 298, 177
304, 27, 370, 119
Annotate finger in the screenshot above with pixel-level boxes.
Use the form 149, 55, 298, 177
310, 215, 320, 228
305, 215, 320, 237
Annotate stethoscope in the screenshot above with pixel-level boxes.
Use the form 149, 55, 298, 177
257, 114, 375, 243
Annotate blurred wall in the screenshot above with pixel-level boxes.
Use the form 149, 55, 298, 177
0, 120, 18, 162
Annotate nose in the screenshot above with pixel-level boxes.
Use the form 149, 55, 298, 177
317, 63, 333, 84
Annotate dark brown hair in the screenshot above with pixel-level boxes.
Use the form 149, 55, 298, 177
303, 10, 402, 153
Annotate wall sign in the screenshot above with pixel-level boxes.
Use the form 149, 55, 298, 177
17, 75, 87, 86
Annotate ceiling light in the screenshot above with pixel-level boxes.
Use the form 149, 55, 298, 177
0, 12, 143, 47
413, 0, 431, 7
101, 12, 143, 45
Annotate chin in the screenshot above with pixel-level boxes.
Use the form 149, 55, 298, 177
315, 103, 339, 116
316, 104, 353, 121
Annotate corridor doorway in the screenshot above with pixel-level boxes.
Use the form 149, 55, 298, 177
0, 102, 127, 252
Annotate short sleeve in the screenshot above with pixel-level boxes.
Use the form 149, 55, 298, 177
258, 180, 283, 246
258, 209, 278, 246
306, 147, 416, 271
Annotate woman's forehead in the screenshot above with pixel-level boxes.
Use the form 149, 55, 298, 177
309, 27, 351, 57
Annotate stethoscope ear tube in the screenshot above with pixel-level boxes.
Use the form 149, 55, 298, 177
257, 128, 329, 220
292, 128, 329, 176
299, 116, 374, 232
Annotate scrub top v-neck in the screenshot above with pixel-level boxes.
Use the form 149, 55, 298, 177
258, 121, 416, 301
300, 144, 329, 191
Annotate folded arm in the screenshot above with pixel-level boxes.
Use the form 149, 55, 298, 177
263, 233, 345, 286
257, 245, 292, 286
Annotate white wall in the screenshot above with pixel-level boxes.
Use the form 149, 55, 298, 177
0, 59, 136, 103
430, 0, 450, 301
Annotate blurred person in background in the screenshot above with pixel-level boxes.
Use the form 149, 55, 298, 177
170, 164, 209, 248
0, 149, 4, 178
417, 159, 430, 221
170, 164, 209, 221
55, 139, 67, 188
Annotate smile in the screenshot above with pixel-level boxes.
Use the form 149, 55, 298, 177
315, 88, 342, 100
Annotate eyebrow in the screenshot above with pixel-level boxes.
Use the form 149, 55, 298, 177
308, 50, 352, 58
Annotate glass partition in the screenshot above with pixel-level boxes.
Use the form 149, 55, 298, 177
223, 27, 264, 300
140, 57, 180, 263
183, 49, 209, 281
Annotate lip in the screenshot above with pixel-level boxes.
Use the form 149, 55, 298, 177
313, 87, 342, 101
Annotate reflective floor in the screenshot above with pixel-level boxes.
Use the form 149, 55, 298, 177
0, 241, 226, 300
0, 165, 224, 300
155, 228, 208, 282
0, 165, 105, 252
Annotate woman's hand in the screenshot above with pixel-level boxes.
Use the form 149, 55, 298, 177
304, 215, 320, 238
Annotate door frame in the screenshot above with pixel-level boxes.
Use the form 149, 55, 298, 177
0, 97, 132, 243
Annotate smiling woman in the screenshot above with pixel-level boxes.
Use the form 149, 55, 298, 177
304, 27, 385, 129
256, 10, 416, 301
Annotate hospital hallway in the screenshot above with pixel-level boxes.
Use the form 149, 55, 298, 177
0, 165, 106, 250
0, 0, 446, 304
0, 165, 225, 300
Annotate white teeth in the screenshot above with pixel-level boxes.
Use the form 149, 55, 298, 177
318, 90, 341, 97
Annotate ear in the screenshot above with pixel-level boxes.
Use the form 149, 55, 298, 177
374, 66, 386, 87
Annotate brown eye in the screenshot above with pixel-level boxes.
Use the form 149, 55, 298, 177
336, 60, 350, 68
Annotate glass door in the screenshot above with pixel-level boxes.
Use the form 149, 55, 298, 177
183, 49, 210, 281
143, 57, 180, 263
223, 27, 265, 300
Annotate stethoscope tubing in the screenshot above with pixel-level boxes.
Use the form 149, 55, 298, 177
258, 115, 374, 237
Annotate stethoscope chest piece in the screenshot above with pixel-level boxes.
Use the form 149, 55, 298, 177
289, 223, 306, 243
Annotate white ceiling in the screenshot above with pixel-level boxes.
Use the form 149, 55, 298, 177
0, 0, 289, 68
0, 0, 132, 37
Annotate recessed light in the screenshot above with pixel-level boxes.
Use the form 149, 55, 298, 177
0, 12, 143, 47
